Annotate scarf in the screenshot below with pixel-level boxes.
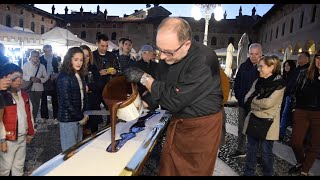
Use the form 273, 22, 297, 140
245, 74, 285, 111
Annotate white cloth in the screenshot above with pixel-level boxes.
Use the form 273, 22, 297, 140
23, 61, 49, 92
75, 73, 84, 110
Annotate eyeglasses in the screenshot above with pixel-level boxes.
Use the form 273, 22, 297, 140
106, 111, 160, 152
156, 41, 187, 57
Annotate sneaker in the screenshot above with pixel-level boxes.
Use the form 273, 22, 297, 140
229, 150, 246, 158
288, 163, 302, 174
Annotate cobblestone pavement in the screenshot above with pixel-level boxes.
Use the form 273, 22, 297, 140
24, 106, 319, 176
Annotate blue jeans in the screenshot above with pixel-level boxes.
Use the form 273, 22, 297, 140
244, 136, 274, 176
280, 96, 292, 138
59, 121, 83, 151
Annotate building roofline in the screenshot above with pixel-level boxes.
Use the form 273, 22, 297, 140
18, 4, 65, 21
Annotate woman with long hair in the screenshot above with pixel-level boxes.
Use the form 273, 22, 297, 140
56, 47, 88, 151
279, 60, 296, 140
288, 50, 320, 176
80, 45, 103, 136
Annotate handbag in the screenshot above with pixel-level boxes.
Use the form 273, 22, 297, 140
246, 113, 273, 140
21, 64, 40, 92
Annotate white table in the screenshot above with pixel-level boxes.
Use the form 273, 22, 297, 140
31, 110, 169, 176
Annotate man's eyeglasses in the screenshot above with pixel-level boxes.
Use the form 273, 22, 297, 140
106, 111, 160, 152
156, 41, 187, 57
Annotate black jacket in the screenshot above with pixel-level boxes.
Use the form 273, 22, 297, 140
151, 41, 223, 118
56, 72, 87, 122
39, 55, 59, 74
234, 58, 259, 107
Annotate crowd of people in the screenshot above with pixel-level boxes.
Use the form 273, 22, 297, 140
0, 17, 320, 176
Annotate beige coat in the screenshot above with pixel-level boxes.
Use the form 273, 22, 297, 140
242, 80, 285, 140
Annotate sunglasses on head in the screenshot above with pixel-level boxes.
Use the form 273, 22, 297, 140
106, 111, 160, 152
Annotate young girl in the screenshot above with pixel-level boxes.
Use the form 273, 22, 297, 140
56, 47, 88, 151
0, 63, 35, 176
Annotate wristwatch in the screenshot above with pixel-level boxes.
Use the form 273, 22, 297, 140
0, 139, 6, 143
140, 74, 151, 86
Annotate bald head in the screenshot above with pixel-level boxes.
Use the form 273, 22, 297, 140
157, 17, 192, 43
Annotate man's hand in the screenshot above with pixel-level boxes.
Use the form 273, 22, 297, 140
1, 141, 8, 153
99, 69, 108, 76
123, 67, 145, 83
30, 77, 41, 83
51, 74, 58, 81
79, 115, 89, 126
0, 76, 11, 90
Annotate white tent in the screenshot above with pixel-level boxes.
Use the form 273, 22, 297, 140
214, 48, 238, 57
0, 24, 42, 47
41, 27, 97, 50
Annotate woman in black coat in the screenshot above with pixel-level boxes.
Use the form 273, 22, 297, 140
56, 47, 88, 151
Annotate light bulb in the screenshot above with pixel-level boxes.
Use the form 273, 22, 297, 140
214, 5, 224, 21
192, 5, 202, 21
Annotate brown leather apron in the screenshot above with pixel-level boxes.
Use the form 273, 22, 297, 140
159, 111, 222, 176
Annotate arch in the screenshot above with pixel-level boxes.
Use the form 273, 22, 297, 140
81, 31, 86, 39
41, 25, 45, 34
6, 15, 11, 27
31, 22, 35, 32
305, 40, 316, 54
211, 36, 217, 46
19, 19, 24, 28
194, 35, 199, 42
111, 32, 117, 40
228, 37, 235, 45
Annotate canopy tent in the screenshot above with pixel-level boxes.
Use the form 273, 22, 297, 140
0, 24, 42, 48
41, 27, 97, 50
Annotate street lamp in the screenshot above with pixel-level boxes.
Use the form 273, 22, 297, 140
192, 4, 224, 46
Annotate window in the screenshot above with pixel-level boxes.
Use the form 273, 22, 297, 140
97, 24, 101, 28
31, 22, 35, 32
6, 6, 10, 11
112, 24, 116, 28
290, 18, 294, 33
32, 14, 35, 18
42, 17, 45, 21
82, 24, 86, 28
19, 19, 24, 28
6, 15, 11, 27
282, 22, 285, 36
276, 26, 279, 39
300, 11, 304, 28
194, 35, 199, 42
311, 5, 317, 23
228, 37, 235, 45
41, 25, 45, 34
51, 20, 53, 24
96, 32, 101, 40
81, 31, 86, 39
20, 9, 23, 14
111, 32, 117, 40
211, 37, 217, 46
270, 29, 273, 41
